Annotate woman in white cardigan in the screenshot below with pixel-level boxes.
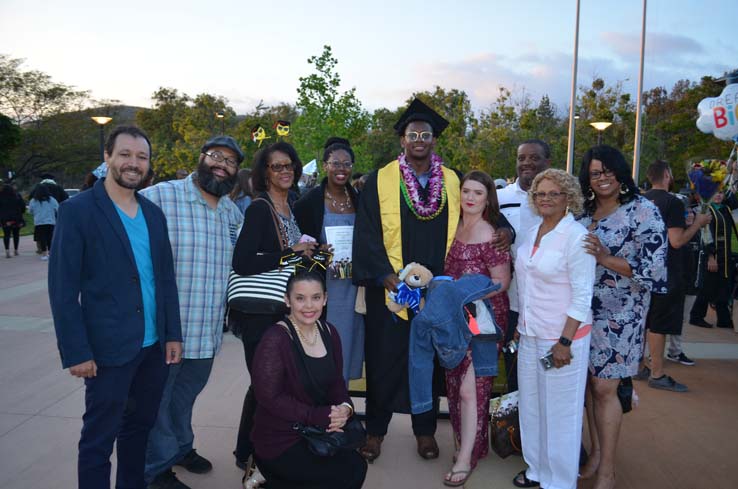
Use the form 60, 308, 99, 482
512, 169, 595, 489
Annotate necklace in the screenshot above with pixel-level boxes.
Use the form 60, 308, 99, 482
325, 187, 353, 212
398, 152, 447, 220
291, 317, 318, 346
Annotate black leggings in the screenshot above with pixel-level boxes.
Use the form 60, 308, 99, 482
2, 226, 19, 251
256, 440, 367, 489
35, 224, 54, 252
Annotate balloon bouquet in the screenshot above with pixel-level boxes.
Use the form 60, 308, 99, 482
692, 73, 738, 244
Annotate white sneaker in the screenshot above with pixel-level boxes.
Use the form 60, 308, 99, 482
41, 255, 49, 261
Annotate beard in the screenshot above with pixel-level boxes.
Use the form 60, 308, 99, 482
111, 165, 144, 190
196, 160, 236, 197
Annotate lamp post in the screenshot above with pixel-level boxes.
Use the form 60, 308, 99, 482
215, 112, 225, 135
590, 121, 612, 146
91, 116, 113, 162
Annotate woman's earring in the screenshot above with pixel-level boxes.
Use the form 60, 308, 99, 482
587, 189, 595, 201
566, 205, 570, 214
620, 183, 628, 195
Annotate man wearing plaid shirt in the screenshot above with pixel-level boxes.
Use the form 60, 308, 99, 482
141, 136, 245, 489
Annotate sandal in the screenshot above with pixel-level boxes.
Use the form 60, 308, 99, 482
443, 468, 472, 487
359, 435, 383, 463
512, 469, 539, 488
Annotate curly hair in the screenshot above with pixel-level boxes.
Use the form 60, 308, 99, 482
578, 145, 639, 214
528, 168, 584, 217
251, 142, 303, 193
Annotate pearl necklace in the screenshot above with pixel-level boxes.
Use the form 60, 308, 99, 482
325, 187, 353, 212
291, 317, 319, 346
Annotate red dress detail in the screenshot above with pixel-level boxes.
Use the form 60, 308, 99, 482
443, 239, 510, 469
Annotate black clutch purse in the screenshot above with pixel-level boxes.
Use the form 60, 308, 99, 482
618, 377, 633, 414
293, 417, 366, 457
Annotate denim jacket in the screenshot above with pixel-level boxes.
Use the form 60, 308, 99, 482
409, 274, 500, 414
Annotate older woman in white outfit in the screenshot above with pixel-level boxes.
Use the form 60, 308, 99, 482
512, 169, 596, 489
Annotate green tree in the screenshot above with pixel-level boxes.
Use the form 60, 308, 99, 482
294, 45, 370, 167
640, 76, 730, 184
0, 54, 106, 183
137, 88, 239, 178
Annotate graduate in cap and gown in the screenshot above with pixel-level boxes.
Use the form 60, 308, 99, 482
352, 98, 514, 463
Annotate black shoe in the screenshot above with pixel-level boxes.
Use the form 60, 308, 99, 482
666, 352, 695, 366
689, 319, 713, 328
175, 449, 213, 474
716, 322, 734, 329
233, 450, 249, 470
148, 469, 192, 489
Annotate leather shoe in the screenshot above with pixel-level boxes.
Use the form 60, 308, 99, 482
689, 319, 713, 328
174, 449, 212, 474
359, 435, 383, 463
416, 435, 439, 460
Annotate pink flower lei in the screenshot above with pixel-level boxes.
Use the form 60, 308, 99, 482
397, 152, 447, 221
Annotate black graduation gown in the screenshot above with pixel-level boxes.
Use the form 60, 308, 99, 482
352, 170, 451, 413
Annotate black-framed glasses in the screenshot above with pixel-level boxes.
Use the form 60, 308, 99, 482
589, 168, 615, 180
268, 163, 294, 173
204, 151, 239, 168
327, 160, 354, 170
532, 191, 567, 201
404, 131, 433, 142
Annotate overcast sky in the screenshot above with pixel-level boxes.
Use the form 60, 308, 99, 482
1, 0, 734, 115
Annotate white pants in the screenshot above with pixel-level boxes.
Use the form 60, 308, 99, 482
518, 334, 590, 489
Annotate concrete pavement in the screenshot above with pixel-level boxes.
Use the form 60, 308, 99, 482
2, 235, 738, 488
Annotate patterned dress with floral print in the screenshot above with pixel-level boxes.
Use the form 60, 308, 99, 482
578, 195, 667, 379
443, 239, 510, 468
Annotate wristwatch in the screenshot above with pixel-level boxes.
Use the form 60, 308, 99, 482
558, 336, 572, 347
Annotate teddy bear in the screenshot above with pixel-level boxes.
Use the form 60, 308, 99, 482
387, 262, 434, 315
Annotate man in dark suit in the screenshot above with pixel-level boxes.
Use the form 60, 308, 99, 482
48, 126, 183, 489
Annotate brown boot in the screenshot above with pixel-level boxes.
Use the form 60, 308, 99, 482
416, 435, 439, 460
359, 435, 383, 463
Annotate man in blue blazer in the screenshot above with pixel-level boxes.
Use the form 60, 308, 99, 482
49, 125, 183, 489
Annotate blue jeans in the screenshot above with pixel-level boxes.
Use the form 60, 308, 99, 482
144, 357, 214, 481
78, 345, 167, 489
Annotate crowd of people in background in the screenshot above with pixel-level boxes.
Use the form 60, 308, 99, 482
7, 95, 729, 489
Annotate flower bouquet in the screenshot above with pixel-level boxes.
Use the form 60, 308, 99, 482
688, 159, 729, 244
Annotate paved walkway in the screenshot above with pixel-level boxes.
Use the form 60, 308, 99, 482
2, 236, 738, 488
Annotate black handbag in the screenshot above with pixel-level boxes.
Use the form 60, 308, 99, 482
292, 417, 366, 457
285, 318, 366, 457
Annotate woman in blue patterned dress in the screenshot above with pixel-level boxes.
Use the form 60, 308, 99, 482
577, 146, 667, 489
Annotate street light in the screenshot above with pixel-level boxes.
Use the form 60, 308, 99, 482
91, 116, 113, 162
590, 121, 612, 145
215, 112, 225, 135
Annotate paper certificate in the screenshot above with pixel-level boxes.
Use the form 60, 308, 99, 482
325, 225, 354, 279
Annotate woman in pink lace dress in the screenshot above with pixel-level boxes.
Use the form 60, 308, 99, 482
442, 170, 511, 486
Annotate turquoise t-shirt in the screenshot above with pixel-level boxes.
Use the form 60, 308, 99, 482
114, 204, 158, 347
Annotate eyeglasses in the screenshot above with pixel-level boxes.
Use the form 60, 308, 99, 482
589, 168, 615, 180
204, 151, 239, 168
404, 131, 433, 142
327, 160, 354, 170
532, 191, 567, 201
268, 163, 294, 173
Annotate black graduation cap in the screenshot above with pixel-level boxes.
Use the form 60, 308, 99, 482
393, 98, 449, 136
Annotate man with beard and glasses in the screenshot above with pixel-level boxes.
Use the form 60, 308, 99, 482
49, 126, 183, 489
140, 136, 244, 489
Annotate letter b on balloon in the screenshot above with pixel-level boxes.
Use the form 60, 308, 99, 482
697, 83, 738, 141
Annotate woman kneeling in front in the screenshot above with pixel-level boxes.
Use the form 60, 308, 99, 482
513, 169, 595, 489
250, 270, 367, 488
